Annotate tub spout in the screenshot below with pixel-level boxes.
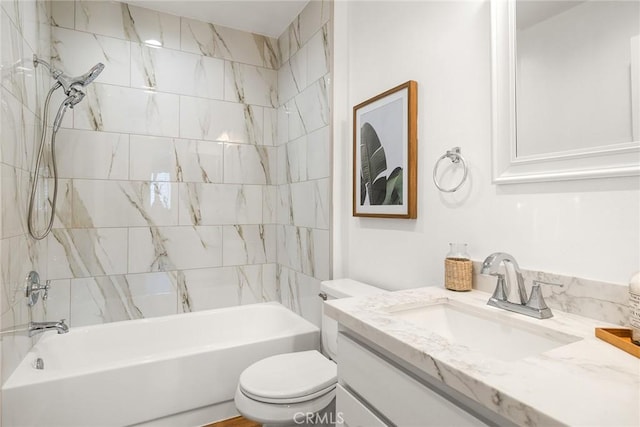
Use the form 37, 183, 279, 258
29, 319, 69, 337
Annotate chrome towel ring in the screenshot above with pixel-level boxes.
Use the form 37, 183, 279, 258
433, 147, 468, 192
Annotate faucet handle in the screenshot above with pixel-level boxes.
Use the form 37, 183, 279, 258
526, 281, 562, 318
532, 280, 563, 288
490, 273, 508, 301
42, 280, 51, 301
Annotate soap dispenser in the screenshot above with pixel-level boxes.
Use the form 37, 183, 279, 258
445, 243, 473, 291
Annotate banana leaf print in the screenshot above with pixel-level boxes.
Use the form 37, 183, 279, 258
360, 122, 403, 205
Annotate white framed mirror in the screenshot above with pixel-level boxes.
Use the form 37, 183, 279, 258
491, 0, 640, 184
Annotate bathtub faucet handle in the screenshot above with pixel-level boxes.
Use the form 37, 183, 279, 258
42, 280, 51, 300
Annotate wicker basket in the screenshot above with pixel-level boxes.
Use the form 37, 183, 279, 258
444, 257, 473, 291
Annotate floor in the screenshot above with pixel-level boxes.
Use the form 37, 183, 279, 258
206, 416, 261, 427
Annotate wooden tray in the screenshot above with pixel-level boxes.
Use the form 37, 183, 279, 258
595, 328, 640, 358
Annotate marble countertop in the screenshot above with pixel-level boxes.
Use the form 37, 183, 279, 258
325, 286, 640, 426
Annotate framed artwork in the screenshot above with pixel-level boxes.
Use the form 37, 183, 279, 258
353, 80, 417, 218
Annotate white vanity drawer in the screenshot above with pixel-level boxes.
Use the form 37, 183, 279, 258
338, 334, 488, 427
336, 384, 388, 427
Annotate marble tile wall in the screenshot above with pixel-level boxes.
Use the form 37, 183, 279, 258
275, 1, 332, 327
0, 0, 51, 386
0, 0, 333, 385
39, 0, 284, 331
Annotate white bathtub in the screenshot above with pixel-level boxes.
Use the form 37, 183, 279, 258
2, 302, 319, 427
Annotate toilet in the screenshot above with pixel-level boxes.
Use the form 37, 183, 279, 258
234, 279, 386, 426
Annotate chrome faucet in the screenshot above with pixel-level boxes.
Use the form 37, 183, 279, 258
481, 252, 558, 319
28, 319, 69, 337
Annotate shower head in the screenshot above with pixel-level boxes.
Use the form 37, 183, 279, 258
33, 55, 105, 95
69, 62, 105, 87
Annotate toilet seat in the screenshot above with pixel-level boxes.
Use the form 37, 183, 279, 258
238, 350, 337, 403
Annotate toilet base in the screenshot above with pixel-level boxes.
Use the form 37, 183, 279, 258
234, 386, 336, 427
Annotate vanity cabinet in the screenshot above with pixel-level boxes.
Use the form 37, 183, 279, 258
336, 333, 490, 427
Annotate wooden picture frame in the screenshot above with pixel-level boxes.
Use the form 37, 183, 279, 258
353, 81, 417, 218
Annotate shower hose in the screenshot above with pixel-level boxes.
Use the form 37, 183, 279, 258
27, 83, 74, 240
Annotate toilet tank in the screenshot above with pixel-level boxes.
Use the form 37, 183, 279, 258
320, 279, 387, 360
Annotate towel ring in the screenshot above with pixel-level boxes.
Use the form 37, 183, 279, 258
433, 147, 468, 193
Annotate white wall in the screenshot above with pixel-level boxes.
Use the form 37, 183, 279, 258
333, 1, 640, 289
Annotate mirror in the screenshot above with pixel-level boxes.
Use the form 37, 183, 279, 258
491, 0, 640, 183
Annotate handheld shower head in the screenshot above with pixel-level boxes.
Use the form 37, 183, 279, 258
33, 55, 105, 95
76, 62, 105, 86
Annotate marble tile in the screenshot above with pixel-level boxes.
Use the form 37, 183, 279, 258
264, 37, 279, 70
50, 178, 73, 230
290, 181, 316, 229
49, 0, 75, 30
279, 226, 330, 281
75, 1, 180, 49
181, 18, 275, 68
263, 185, 277, 224
312, 229, 330, 281
179, 183, 263, 226
224, 61, 277, 107
277, 26, 291, 64
277, 104, 289, 145
174, 139, 224, 183
1, 10, 36, 114
130, 136, 224, 184
299, 0, 331, 47
125, 271, 178, 318
4, 0, 42, 60
177, 264, 278, 313
48, 227, 128, 280
222, 224, 276, 266
277, 265, 322, 327
1, 87, 27, 170
314, 178, 330, 230
283, 18, 302, 62
175, 267, 235, 312
276, 184, 294, 225
0, 233, 46, 304
179, 96, 263, 144
131, 43, 224, 99
55, 129, 129, 180
72, 180, 179, 228
306, 24, 330, 85
34, 279, 71, 324
223, 143, 275, 185
0, 164, 26, 239
52, 26, 130, 88
306, 126, 330, 180
290, 76, 330, 139
70, 275, 144, 326
128, 226, 223, 273
73, 83, 180, 137
277, 224, 303, 271
129, 134, 176, 182
286, 98, 305, 142
263, 107, 277, 146
286, 135, 308, 183
473, 263, 630, 326
285, 44, 308, 102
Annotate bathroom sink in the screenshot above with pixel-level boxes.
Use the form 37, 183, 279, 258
386, 301, 581, 361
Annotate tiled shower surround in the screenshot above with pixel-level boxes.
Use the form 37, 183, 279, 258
1, 0, 331, 381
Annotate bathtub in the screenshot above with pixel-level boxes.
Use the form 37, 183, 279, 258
2, 302, 319, 427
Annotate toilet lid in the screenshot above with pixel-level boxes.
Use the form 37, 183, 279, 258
239, 350, 337, 403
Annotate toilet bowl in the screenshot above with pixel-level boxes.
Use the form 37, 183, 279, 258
234, 350, 336, 425
234, 279, 386, 426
